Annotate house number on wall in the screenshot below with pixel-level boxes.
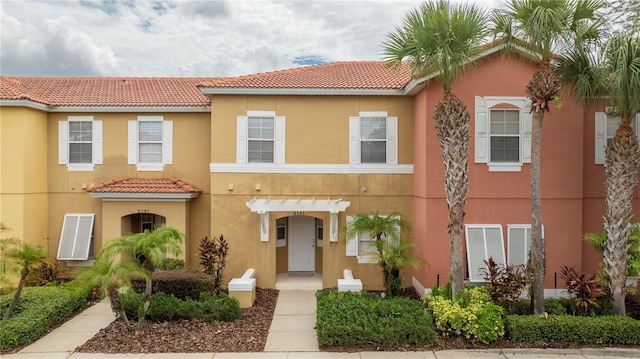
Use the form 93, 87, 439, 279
294, 211, 305, 216
137, 209, 150, 213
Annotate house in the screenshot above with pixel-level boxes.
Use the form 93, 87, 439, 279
1, 43, 636, 294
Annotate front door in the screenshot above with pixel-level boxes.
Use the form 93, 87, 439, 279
288, 216, 315, 272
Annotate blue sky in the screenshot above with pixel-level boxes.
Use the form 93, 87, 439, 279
0, 0, 500, 77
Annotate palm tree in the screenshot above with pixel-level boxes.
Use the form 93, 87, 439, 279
345, 212, 413, 296
76, 254, 147, 330
100, 225, 183, 324
2, 242, 48, 320
383, 0, 490, 298
561, 32, 640, 315
491, 0, 604, 314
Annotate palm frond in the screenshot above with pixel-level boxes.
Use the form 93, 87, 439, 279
382, 0, 489, 91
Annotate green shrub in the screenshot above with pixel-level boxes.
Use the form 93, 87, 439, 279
121, 291, 240, 322
316, 290, 435, 349
0, 284, 91, 349
426, 286, 505, 344
157, 258, 185, 271
506, 315, 640, 344
544, 298, 567, 315
131, 270, 214, 299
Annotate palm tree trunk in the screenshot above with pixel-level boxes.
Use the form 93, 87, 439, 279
140, 261, 154, 325
529, 109, 545, 315
434, 92, 470, 298
107, 285, 131, 330
525, 64, 560, 315
3, 269, 28, 320
604, 121, 640, 316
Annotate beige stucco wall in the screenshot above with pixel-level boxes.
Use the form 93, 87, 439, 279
211, 172, 413, 290
0, 106, 49, 250
41, 111, 210, 267
210, 95, 414, 165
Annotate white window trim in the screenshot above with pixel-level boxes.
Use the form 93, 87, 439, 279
237, 111, 285, 165
276, 217, 287, 248
349, 111, 398, 165
465, 224, 506, 282
128, 116, 172, 171
316, 218, 324, 248
57, 213, 95, 260
58, 116, 102, 171
475, 97, 532, 172
594, 112, 640, 164
507, 224, 544, 266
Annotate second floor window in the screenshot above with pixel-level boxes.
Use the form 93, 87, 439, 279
490, 109, 520, 163
69, 120, 93, 164
360, 116, 387, 163
248, 115, 275, 163
128, 116, 172, 171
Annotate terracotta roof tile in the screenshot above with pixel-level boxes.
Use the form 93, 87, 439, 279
0, 77, 220, 107
198, 61, 412, 90
87, 177, 202, 194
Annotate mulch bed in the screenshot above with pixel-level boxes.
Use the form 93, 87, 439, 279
76, 288, 278, 353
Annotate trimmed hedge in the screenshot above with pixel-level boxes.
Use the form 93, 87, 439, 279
506, 315, 640, 345
122, 291, 240, 322
0, 284, 92, 349
130, 270, 214, 299
316, 290, 436, 349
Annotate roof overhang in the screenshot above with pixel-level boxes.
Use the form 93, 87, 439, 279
199, 87, 409, 96
88, 192, 200, 201
0, 100, 211, 113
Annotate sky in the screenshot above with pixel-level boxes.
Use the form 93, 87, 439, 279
0, 0, 500, 78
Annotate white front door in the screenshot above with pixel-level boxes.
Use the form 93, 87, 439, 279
288, 216, 315, 272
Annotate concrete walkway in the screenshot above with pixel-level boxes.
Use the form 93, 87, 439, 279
3, 290, 639, 359
265, 290, 319, 352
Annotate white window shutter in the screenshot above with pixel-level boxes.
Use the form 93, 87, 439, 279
93, 120, 103, 165
474, 97, 488, 163
595, 112, 607, 164
466, 226, 486, 281
485, 226, 505, 265
508, 226, 527, 266
275, 116, 286, 164
128, 120, 137, 164
236, 116, 247, 164
349, 117, 359, 164
386, 116, 398, 164
58, 121, 68, 164
345, 216, 358, 256
57, 213, 94, 260
522, 99, 533, 163
162, 120, 173, 164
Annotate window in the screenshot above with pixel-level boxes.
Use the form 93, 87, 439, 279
475, 97, 532, 171
594, 112, 640, 164
316, 219, 324, 248
465, 224, 505, 282
248, 115, 275, 163
349, 112, 398, 165
58, 116, 102, 171
346, 215, 399, 263
236, 111, 285, 164
276, 218, 287, 247
507, 225, 544, 266
57, 213, 95, 260
128, 116, 172, 171
490, 110, 520, 162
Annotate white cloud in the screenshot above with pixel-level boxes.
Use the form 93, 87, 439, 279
0, 0, 498, 78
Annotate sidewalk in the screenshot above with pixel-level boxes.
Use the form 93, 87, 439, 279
3, 290, 639, 359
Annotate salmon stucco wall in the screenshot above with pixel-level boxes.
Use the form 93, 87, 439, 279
0, 106, 49, 251
412, 52, 586, 289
